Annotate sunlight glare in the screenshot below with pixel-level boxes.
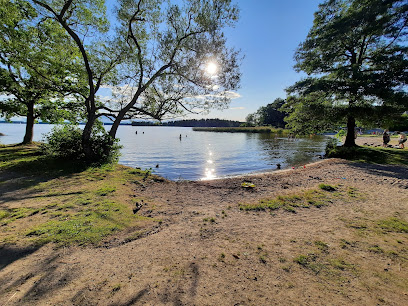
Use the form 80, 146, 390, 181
206, 62, 218, 75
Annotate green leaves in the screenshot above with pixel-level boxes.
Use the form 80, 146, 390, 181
286, 0, 408, 139
0, 1, 87, 142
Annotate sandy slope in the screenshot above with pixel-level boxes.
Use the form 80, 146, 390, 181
1, 156, 408, 305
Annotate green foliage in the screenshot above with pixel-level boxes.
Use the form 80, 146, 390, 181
286, 0, 408, 145
162, 118, 242, 127
335, 130, 346, 138
31, 0, 242, 160
246, 98, 287, 128
41, 125, 121, 164
0, 0, 83, 143
387, 114, 408, 132
325, 137, 340, 156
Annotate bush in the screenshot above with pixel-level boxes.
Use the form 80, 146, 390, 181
335, 129, 346, 139
325, 137, 340, 156
41, 125, 121, 164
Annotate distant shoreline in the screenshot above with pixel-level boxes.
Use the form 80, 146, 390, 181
0, 122, 133, 126
192, 127, 290, 134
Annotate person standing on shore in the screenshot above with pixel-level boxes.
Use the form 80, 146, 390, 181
397, 131, 407, 149
382, 129, 390, 147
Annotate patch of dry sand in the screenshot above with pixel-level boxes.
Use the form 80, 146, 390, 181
1, 158, 408, 305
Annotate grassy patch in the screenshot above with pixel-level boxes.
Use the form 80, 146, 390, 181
314, 240, 329, 252
24, 199, 147, 246
377, 217, 408, 233
0, 207, 43, 225
326, 146, 408, 165
318, 183, 337, 192
0, 143, 87, 175
96, 186, 116, 196
0, 145, 160, 247
0, 210, 10, 220
239, 185, 346, 213
328, 258, 354, 271
293, 247, 355, 277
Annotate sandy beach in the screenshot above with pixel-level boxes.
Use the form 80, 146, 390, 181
1, 141, 408, 305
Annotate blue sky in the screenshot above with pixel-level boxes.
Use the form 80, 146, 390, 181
199, 0, 323, 122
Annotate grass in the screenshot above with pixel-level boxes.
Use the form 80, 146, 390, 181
377, 217, 408, 233
192, 127, 290, 134
24, 199, 147, 246
318, 183, 337, 192
326, 146, 408, 165
292, 241, 356, 277
0, 144, 158, 247
239, 185, 345, 213
0, 143, 88, 175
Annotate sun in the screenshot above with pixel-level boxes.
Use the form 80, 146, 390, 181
206, 61, 218, 75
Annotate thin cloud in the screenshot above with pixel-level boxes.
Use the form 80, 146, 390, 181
229, 106, 245, 110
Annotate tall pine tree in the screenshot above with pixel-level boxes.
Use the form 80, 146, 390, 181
286, 0, 408, 146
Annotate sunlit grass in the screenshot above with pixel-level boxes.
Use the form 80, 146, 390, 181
326, 146, 408, 165
239, 185, 345, 213
377, 217, 408, 233
25, 199, 147, 246
0, 144, 158, 247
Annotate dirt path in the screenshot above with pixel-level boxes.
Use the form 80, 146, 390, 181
1, 158, 408, 305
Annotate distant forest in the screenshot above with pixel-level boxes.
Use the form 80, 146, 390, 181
131, 119, 243, 127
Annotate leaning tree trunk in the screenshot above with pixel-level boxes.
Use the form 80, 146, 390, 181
22, 102, 35, 144
344, 115, 357, 147
108, 115, 122, 140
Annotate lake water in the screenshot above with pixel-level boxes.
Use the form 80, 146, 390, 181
0, 123, 328, 180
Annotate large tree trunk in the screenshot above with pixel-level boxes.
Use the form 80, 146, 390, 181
82, 113, 97, 160
22, 102, 35, 144
344, 115, 357, 147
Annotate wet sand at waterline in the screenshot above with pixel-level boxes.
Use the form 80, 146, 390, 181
1, 147, 408, 305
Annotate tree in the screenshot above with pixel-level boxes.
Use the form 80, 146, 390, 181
32, 0, 241, 161
286, 0, 408, 146
245, 98, 287, 127
31, 0, 120, 158
245, 113, 256, 126
0, 0, 82, 143
257, 98, 286, 128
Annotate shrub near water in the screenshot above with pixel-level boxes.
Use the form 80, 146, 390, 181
41, 125, 121, 164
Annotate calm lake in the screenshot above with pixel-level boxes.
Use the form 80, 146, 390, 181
0, 123, 328, 180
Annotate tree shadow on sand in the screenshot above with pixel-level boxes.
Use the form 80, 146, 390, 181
0, 245, 39, 271
348, 162, 408, 183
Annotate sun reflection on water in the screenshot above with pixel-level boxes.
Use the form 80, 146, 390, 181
202, 149, 216, 180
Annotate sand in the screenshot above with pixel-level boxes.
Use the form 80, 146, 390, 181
1, 140, 408, 305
